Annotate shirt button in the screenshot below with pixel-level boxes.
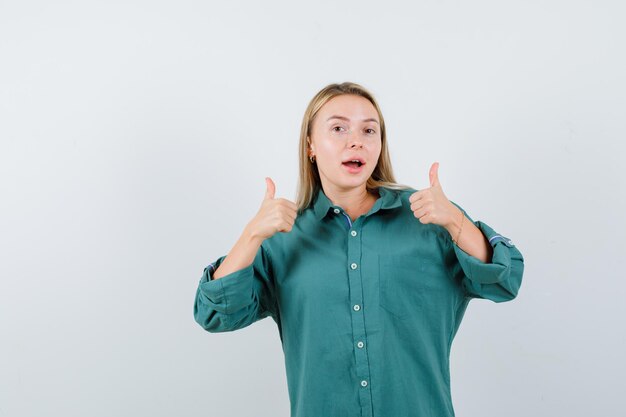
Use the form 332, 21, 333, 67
357, 341, 364, 348
353, 304, 361, 311
350, 230, 357, 237
333, 208, 340, 214
350, 263, 357, 270
361, 380, 368, 387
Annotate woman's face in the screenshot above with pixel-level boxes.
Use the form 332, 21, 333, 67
308, 94, 382, 193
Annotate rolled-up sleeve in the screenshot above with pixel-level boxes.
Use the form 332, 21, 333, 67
193, 244, 277, 332
447, 202, 525, 302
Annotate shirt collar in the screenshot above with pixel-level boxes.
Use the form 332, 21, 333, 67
312, 186, 402, 221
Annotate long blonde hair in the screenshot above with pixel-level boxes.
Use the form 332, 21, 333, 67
296, 81, 412, 214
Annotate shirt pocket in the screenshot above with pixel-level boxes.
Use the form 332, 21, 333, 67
378, 253, 447, 320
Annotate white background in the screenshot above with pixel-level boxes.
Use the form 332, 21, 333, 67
1, 1, 624, 416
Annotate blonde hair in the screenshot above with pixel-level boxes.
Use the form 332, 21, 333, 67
296, 81, 412, 214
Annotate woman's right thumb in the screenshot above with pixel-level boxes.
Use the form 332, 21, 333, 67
264, 177, 275, 200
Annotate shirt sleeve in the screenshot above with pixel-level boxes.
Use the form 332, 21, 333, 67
445, 201, 525, 302
193, 243, 278, 332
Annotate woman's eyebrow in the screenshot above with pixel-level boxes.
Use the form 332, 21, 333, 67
326, 115, 379, 125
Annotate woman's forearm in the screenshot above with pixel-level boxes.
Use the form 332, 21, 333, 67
212, 226, 264, 280
444, 206, 493, 263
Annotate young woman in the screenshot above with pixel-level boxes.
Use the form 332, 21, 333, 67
194, 82, 524, 417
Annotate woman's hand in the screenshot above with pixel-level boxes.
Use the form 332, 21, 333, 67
409, 162, 493, 263
409, 162, 462, 228
245, 177, 298, 241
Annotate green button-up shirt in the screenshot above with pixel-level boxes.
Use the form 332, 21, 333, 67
194, 186, 524, 417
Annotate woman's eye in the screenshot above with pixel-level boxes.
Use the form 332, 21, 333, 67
332, 126, 345, 132
366, 128, 376, 134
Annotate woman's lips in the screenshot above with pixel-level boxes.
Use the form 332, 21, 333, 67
342, 161, 364, 173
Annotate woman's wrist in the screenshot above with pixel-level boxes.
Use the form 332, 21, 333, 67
444, 205, 464, 239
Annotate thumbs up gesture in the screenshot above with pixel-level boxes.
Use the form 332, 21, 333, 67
245, 177, 298, 241
409, 162, 461, 227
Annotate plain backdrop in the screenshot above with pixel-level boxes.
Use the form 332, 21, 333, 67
1, 1, 625, 416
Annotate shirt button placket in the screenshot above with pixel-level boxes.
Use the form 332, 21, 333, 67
344, 218, 373, 417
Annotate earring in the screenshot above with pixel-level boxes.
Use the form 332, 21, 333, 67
309, 155, 316, 163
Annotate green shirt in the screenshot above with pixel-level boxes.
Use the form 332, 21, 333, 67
194, 186, 524, 417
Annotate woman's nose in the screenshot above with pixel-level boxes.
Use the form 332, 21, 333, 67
347, 132, 363, 148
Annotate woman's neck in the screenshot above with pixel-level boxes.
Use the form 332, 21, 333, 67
324, 186, 380, 222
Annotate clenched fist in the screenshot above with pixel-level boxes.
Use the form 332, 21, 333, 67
409, 162, 462, 228
245, 177, 298, 241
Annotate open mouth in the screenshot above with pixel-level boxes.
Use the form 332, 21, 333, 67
342, 160, 363, 168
